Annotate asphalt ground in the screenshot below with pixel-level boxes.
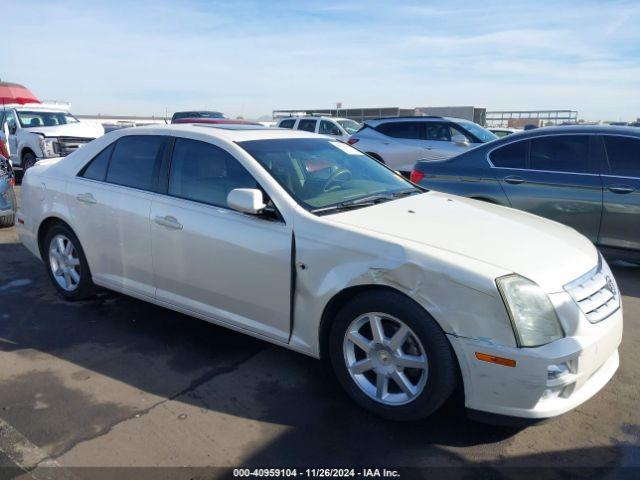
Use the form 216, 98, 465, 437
0, 186, 638, 479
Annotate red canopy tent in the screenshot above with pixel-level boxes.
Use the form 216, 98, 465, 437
0, 82, 40, 105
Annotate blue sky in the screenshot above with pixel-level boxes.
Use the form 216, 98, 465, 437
3, 0, 639, 120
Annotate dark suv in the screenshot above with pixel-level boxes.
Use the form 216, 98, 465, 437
410, 126, 640, 262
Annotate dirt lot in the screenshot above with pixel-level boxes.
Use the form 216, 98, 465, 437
0, 187, 638, 478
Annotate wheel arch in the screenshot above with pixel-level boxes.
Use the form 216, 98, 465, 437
37, 216, 75, 259
21, 147, 36, 159
470, 196, 500, 204
319, 284, 448, 360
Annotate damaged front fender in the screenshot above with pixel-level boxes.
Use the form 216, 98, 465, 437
288, 225, 517, 357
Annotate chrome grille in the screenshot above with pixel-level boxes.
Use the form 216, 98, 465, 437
56, 137, 93, 156
564, 262, 620, 323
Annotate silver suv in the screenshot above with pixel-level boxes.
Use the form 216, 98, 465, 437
276, 116, 361, 142
348, 116, 497, 173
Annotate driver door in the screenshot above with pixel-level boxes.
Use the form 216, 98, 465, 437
151, 137, 293, 342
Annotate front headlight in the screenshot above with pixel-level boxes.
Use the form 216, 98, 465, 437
38, 137, 59, 158
497, 275, 564, 347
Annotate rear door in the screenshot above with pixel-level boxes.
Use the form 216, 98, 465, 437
375, 121, 429, 171
68, 134, 168, 297
489, 135, 603, 242
599, 135, 640, 251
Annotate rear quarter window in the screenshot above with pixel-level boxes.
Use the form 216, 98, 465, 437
278, 119, 295, 129
79, 144, 114, 181
489, 141, 527, 169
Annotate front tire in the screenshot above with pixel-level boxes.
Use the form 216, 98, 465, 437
43, 224, 96, 300
22, 151, 37, 171
329, 290, 458, 421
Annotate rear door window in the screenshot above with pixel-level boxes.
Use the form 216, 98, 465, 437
530, 136, 590, 173
279, 119, 295, 129
377, 122, 424, 140
106, 135, 166, 191
489, 141, 528, 169
604, 136, 640, 177
297, 119, 317, 133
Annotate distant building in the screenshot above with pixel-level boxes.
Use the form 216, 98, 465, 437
486, 110, 578, 128
415, 106, 486, 124
273, 107, 415, 123
273, 105, 486, 124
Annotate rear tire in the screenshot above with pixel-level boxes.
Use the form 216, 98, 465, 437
43, 224, 96, 300
329, 290, 458, 421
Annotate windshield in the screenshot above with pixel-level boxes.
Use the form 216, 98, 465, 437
238, 138, 419, 212
458, 120, 498, 143
337, 119, 361, 134
17, 111, 79, 128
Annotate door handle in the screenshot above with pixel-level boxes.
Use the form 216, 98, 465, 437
76, 193, 97, 204
382, 141, 391, 145
504, 175, 526, 185
607, 185, 635, 194
154, 215, 183, 230
423, 146, 434, 150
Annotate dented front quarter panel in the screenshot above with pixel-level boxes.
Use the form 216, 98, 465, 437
288, 209, 517, 357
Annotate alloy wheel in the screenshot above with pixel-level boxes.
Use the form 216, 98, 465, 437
48, 234, 81, 292
343, 312, 429, 405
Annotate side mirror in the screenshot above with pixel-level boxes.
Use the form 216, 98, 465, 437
227, 188, 266, 215
452, 134, 469, 146
8, 125, 16, 135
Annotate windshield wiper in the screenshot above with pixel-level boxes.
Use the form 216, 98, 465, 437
311, 190, 421, 215
391, 188, 421, 198
310, 199, 380, 214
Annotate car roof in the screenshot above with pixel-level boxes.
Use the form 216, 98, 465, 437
364, 116, 469, 127
278, 116, 348, 122
493, 124, 640, 140
122, 123, 324, 142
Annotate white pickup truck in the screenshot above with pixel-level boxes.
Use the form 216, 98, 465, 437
0, 102, 104, 170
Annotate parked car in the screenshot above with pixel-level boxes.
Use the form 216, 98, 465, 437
0, 154, 16, 227
347, 116, 498, 174
410, 126, 640, 262
276, 116, 360, 142
18, 124, 621, 423
171, 111, 228, 123
489, 127, 519, 138
0, 103, 104, 171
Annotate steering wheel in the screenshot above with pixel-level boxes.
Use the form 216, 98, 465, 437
322, 168, 352, 192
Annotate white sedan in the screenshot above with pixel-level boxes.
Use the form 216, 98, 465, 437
17, 124, 622, 423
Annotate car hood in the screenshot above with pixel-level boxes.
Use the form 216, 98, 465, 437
328, 191, 597, 293
23, 121, 103, 139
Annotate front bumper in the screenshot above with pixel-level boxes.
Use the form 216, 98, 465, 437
448, 306, 622, 420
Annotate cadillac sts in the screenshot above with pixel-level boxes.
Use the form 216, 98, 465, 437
17, 124, 622, 423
